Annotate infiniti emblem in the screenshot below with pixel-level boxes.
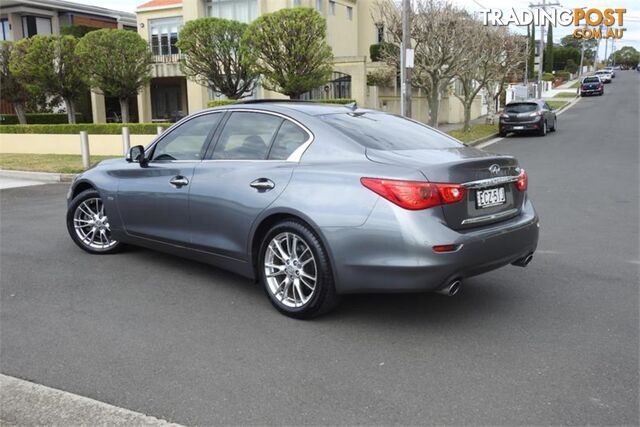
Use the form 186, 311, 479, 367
489, 164, 501, 175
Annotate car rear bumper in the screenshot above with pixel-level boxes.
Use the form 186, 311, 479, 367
500, 120, 542, 132
322, 197, 539, 294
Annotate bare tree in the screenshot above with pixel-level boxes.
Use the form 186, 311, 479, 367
453, 24, 505, 131
375, 0, 471, 127
484, 31, 527, 117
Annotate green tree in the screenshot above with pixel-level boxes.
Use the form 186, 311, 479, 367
611, 46, 640, 68
60, 25, 99, 38
177, 17, 257, 99
9, 35, 86, 124
242, 8, 333, 99
76, 29, 152, 123
528, 23, 535, 79
544, 23, 553, 73
553, 46, 580, 72
0, 42, 30, 124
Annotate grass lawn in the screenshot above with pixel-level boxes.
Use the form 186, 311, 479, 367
447, 123, 498, 144
554, 91, 577, 98
569, 81, 581, 88
0, 153, 118, 174
546, 100, 569, 110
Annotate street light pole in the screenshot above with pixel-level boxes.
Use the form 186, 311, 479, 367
400, 0, 412, 118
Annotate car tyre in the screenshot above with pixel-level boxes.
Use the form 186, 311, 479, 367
498, 130, 507, 137
66, 189, 124, 254
550, 117, 557, 132
538, 120, 547, 136
259, 220, 340, 319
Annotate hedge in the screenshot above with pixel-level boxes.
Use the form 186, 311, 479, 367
0, 123, 171, 135
206, 98, 357, 108
0, 113, 87, 125
207, 99, 238, 108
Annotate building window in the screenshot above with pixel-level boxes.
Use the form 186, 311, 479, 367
329, 0, 335, 15
1, 19, 11, 41
21, 16, 52, 38
206, 0, 258, 23
315, 0, 322, 12
376, 23, 384, 43
149, 17, 182, 55
346, 6, 353, 20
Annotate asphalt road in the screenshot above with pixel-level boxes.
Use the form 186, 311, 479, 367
1, 72, 638, 425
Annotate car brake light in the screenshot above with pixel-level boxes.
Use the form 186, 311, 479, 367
528, 111, 542, 117
360, 178, 465, 210
515, 169, 528, 192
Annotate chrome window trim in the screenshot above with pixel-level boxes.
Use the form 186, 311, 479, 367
462, 175, 519, 190
145, 108, 315, 163
460, 208, 519, 225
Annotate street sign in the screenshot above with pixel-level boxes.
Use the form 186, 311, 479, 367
405, 49, 414, 68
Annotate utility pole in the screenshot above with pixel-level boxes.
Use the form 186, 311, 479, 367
400, 0, 412, 118
529, 0, 560, 97
603, 33, 609, 65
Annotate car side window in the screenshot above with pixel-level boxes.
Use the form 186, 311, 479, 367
211, 112, 283, 160
152, 113, 221, 161
268, 120, 309, 160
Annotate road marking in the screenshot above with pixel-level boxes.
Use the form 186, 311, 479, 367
0, 374, 183, 426
476, 96, 583, 150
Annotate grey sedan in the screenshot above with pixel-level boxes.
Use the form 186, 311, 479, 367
66, 101, 539, 318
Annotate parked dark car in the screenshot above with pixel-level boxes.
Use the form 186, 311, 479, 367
499, 100, 557, 137
579, 76, 604, 96
66, 101, 539, 318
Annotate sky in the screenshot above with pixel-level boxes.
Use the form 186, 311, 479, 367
71, 0, 640, 58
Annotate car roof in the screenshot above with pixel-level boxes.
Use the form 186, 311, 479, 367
203, 100, 377, 117
506, 99, 544, 106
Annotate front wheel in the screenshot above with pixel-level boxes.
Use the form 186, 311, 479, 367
550, 117, 557, 132
66, 189, 124, 254
259, 220, 339, 319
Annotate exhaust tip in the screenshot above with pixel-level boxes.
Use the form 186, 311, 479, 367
436, 279, 462, 297
512, 253, 534, 267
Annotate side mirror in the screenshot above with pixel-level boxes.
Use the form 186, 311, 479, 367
127, 145, 147, 167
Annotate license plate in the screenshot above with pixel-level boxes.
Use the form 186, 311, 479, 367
513, 126, 524, 130
476, 187, 506, 208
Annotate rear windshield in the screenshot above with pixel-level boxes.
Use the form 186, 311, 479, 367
583, 77, 600, 83
595, 71, 609, 74
319, 112, 461, 150
504, 103, 538, 113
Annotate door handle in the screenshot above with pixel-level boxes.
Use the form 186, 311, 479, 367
169, 175, 189, 188
250, 178, 275, 191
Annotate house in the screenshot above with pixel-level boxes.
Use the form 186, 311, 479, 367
0, 0, 136, 117
134, 0, 384, 123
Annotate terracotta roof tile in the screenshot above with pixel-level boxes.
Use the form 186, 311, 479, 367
137, 0, 181, 10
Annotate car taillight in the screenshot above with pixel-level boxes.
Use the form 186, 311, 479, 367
528, 111, 542, 117
515, 169, 528, 192
360, 178, 465, 210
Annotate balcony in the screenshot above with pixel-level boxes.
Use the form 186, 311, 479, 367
151, 52, 183, 63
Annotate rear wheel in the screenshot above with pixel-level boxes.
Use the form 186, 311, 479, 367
259, 220, 339, 319
550, 117, 557, 132
538, 120, 547, 136
66, 189, 124, 254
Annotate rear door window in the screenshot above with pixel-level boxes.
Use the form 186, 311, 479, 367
211, 112, 283, 160
319, 112, 460, 151
504, 103, 538, 114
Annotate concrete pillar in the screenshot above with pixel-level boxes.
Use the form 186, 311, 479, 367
137, 84, 152, 123
7, 13, 22, 40
90, 91, 107, 124
186, 80, 209, 115
50, 14, 60, 35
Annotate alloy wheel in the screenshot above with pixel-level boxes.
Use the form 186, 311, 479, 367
264, 232, 317, 308
73, 197, 118, 250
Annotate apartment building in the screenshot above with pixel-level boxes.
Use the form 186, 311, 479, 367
135, 0, 382, 122
0, 0, 136, 116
